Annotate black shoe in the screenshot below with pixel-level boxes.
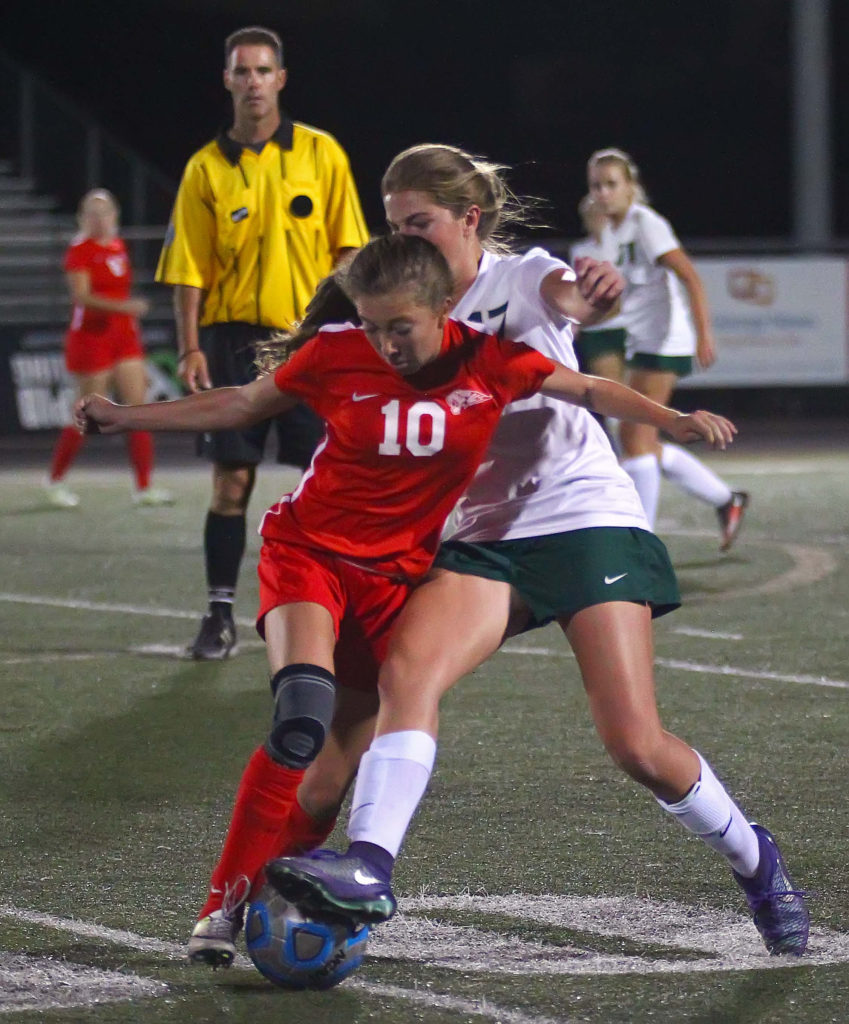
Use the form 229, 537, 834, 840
717, 490, 749, 552
188, 609, 238, 660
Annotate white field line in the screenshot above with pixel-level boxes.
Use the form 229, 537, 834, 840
394, 894, 849, 973
3, 895, 848, 991
672, 627, 744, 640
500, 645, 849, 690
0, 642, 266, 665
345, 979, 567, 1024
0, 591, 256, 630
1, 583, 845, 688
0, 905, 559, 1024
0, 954, 165, 1016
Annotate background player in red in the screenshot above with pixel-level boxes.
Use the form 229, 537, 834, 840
75, 234, 733, 967
44, 189, 173, 508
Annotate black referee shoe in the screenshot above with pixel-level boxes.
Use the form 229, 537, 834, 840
188, 608, 238, 660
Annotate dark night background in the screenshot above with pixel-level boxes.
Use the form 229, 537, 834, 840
1, 0, 847, 243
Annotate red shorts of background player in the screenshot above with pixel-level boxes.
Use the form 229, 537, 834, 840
64, 322, 145, 375
257, 538, 414, 692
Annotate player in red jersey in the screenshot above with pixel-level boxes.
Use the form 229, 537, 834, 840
75, 234, 734, 967
45, 189, 173, 508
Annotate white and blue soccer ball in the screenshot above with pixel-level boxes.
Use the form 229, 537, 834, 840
245, 879, 369, 990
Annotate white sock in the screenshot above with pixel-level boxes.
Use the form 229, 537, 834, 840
660, 444, 733, 508
347, 730, 437, 857
621, 453, 661, 528
658, 752, 760, 876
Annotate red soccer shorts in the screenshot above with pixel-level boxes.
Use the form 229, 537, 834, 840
64, 323, 145, 374
257, 539, 413, 691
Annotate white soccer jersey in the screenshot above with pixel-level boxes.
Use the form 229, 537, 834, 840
600, 203, 695, 357
449, 247, 649, 541
569, 235, 627, 332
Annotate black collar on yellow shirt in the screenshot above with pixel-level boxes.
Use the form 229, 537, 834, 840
215, 114, 294, 166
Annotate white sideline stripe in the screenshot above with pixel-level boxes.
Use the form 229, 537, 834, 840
501, 645, 849, 689
0, 905, 552, 1024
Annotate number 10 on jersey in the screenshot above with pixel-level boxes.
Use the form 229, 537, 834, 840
378, 400, 446, 457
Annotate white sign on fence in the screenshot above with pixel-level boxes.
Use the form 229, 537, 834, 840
680, 257, 849, 387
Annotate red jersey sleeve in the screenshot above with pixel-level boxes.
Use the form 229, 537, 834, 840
272, 335, 323, 406
476, 336, 556, 405
64, 240, 92, 273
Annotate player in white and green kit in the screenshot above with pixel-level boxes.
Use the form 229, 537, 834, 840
569, 193, 628, 381
268, 145, 808, 960
570, 194, 629, 449
588, 148, 748, 548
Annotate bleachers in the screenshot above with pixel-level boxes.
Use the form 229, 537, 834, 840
0, 159, 171, 324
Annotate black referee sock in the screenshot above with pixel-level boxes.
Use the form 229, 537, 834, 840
204, 511, 246, 612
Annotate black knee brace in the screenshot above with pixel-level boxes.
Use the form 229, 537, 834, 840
266, 663, 336, 769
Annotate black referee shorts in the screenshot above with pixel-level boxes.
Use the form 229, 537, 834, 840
197, 321, 323, 469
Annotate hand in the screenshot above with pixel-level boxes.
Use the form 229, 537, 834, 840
573, 256, 624, 310
667, 410, 736, 450
696, 332, 717, 369
178, 349, 212, 393
126, 297, 150, 317
73, 394, 126, 436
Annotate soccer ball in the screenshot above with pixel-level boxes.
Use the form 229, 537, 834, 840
245, 879, 369, 990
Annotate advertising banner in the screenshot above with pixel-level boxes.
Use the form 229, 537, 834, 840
0, 321, 180, 433
681, 257, 849, 388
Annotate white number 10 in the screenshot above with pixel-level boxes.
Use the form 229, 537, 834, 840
378, 399, 446, 457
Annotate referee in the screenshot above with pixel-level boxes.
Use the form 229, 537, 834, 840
156, 25, 369, 660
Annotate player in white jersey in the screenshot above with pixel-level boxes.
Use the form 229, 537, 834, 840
588, 148, 748, 549
569, 195, 628, 450
267, 145, 808, 959
569, 194, 628, 382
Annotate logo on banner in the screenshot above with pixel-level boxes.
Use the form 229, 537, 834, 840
727, 269, 775, 306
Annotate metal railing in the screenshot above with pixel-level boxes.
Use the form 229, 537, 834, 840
0, 47, 175, 226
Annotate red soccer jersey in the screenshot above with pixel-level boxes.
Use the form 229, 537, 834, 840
260, 319, 555, 579
64, 235, 133, 334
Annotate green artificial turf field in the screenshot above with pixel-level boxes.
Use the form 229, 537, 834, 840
1, 434, 848, 1023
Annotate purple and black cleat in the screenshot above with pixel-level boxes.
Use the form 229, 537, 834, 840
734, 823, 809, 955
266, 849, 397, 926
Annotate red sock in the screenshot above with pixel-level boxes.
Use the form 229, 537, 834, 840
275, 798, 336, 857
49, 427, 84, 481
127, 431, 153, 490
198, 746, 304, 920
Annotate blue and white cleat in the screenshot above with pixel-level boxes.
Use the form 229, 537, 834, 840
266, 849, 397, 926
733, 823, 809, 955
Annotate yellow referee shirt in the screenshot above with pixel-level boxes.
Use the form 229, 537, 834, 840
155, 117, 369, 329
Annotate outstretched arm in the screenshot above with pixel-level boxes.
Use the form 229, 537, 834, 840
541, 363, 736, 449
74, 373, 297, 436
540, 256, 624, 327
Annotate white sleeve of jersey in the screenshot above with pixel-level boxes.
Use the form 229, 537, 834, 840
520, 247, 576, 284
637, 207, 681, 264
515, 247, 576, 328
